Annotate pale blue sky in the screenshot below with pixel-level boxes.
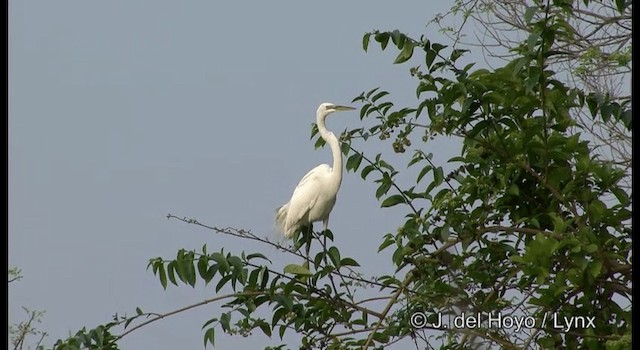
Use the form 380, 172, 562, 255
9, 1, 466, 349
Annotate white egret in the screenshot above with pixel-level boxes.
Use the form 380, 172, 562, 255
275, 102, 355, 238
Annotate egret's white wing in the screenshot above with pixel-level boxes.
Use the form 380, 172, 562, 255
274, 203, 289, 234
284, 164, 331, 234
294, 163, 330, 190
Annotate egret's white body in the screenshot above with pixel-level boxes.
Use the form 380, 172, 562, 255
275, 103, 355, 238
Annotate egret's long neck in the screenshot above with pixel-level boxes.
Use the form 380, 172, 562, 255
317, 111, 343, 189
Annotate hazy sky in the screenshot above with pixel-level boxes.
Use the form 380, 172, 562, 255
9, 1, 466, 349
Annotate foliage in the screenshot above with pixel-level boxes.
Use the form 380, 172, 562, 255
9, 269, 49, 350
42, 0, 630, 349
431, 0, 633, 189
9, 267, 23, 283
9, 307, 49, 350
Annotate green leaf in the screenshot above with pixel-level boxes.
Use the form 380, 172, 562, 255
584, 244, 598, 254
394, 43, 414, 64
450, 49, 467, 62
340, 257, 360, 267
216, 275, 231, 292
310, 123, 319, 139
211, 252, 229, 273
372, 331, 390, 343
433, 167, 444, 187
407, 153, 423, 168
425, 49, 437, 68
205, 265, 218, 283
366, 87, 380, 98
619, 109, 631, 130
220, 312, 231, 332
203, 327, 215, 348
341, 140, 350, 155
381, 194, 406, 207
323, 229, 334, 241
375, 178, 392, 199
135, 307, 143, 316
378, 159, 395, 172
167, 261, 178, 286
346, 153, 363, 172
314, 251, 325, 268
587, 199, 607, 223
600, 102, 614, 123
158, 263, 167, 289
378, 234, 395, 252
586, 94, 599, 117
283, 264, 312, 276
371, 91, 389, 103
374, 32, 390, 50
527, 31, 541, 52
328, 247, 341, 267
258, 322, 272, 337
248, 268, 260, 287
524, 6, 538, 24
463, 62, 476, 72
272, 307, 288, 327
510, 255, 525, 264
228, 256, 244, 275
259, 268, 269, 289
362, 33, 371, 52
390, 29, 403, 48
612, 188, 630, 206
589, 261, 602, 278
360, 103, 371, 120
246, 253, 271, 263
549, 212, 566, 233
91, 327, 104, 346
185, 255, 197, 287
197, 255, 209, 281
416, 165, 432, 184
431, 43, 447, 53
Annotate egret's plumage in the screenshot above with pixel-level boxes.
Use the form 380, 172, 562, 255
275, 103, 355, 238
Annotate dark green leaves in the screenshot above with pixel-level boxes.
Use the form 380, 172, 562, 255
381, 194, 406, 207
328, 247, 341, 267
203, 327, 215, 348
394, 42, 414, 64
346, 153, 363, 173
584, 93, 631, 131
375, 174, 393, 199
432, 167, 444, 187
345, 7, 630, 348
587, 199, 607, 223
340, 257, 360, 267
616, 0, 629, 12
371, 91, 389, 102
366, 30, 416, 64
374, 31, 390, 50
416, 165, 432, 184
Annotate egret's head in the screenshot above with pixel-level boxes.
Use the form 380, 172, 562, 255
318, 102, 356, 117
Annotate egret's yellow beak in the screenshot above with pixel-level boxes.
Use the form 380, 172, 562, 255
334, 105, 356, 111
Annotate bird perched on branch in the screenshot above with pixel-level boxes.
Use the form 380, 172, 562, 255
275, 102, 355, 238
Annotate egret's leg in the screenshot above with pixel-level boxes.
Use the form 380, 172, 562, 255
321, 217, 329, 257
305, 224, 312, 258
